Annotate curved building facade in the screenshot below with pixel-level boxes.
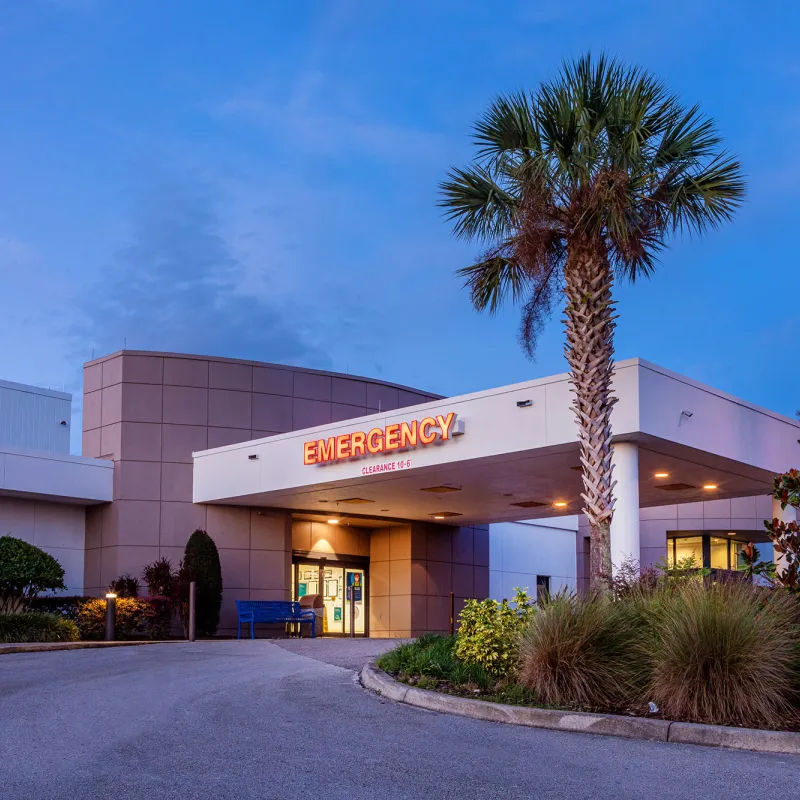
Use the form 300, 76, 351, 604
81, 350, 490, 636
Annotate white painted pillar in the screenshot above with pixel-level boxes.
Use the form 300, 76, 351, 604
610, 442, 640, 574
771, 495, 796, 575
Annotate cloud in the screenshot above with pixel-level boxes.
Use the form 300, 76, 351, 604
72, 175, 330, 368
215, 89, 445, 164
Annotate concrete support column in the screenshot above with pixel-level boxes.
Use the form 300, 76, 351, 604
610, 442, 640, 574
771, 495, 796, 575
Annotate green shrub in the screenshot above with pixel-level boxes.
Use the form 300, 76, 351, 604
378, 634, 490, 690
75, 596, 172, 640
455, 587, 535, 678
766, 469, 800, 592
107, 573, 140, 598
0, 612, 79, 643
0, 536, 66, 614
518, 591, 649, 711
182, 530, 222, 636
647, 581, 799, 727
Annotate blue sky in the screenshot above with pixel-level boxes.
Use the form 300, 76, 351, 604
0, 0, 798, 451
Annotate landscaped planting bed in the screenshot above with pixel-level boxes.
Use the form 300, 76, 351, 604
378, 579, 800, 732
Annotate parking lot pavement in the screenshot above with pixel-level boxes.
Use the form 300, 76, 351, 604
0, 640, 798, 800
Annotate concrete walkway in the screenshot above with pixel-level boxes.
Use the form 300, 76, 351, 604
272, 636, 404, 670
0, 640, 797, 799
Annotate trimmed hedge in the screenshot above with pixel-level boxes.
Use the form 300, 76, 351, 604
183, 530, 222, 636
0, 612, 79, 643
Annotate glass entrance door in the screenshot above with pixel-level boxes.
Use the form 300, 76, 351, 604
293, 559, 368, 636
344, 568, 366, 635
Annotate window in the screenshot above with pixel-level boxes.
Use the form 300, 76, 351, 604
674, 536, 703, 568
710, 537, 729, 570
667, 535, 767, 573
536, 575, 550, 603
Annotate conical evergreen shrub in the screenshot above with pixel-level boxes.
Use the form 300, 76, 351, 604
183, 529, 222, 636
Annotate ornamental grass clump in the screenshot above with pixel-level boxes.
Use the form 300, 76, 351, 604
518, 592, 648, 711
647, 580, 799, 728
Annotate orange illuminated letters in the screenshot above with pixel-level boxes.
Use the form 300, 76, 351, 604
304, 411, 460, 465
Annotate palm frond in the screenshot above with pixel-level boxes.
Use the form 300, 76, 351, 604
456, 250, 532, 314
473, 92, 541, 164
438, 165, 518, 241
665, 153, 746, 234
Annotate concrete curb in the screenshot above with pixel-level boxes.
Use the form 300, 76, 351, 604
360, 662, 800, 755
0, 640, 179, 655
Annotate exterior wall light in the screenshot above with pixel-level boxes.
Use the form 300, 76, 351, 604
248, 454, 259, 461
516, 399, 533, 408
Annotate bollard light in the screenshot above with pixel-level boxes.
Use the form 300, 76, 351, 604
105, 593, 117, 642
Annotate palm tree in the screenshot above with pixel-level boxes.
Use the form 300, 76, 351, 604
440, 54, 744, 592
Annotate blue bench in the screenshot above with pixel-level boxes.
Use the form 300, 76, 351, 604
235, 600, 317, 639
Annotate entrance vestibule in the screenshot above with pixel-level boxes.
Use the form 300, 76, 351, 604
293, 557, 368, 636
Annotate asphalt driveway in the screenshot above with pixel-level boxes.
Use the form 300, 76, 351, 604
0, 640, 797, 799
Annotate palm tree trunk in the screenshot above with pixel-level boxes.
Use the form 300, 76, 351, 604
563, 240, 617, 593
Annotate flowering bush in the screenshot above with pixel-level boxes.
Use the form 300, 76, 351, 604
455, 587, 535, 677
75, 596, 172, 640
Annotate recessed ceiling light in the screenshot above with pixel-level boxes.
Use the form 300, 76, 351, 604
703, 484, 718, 490
553, 501, 568, 508
654, 472, 669, 478
433, 515, 445, 520
327, 519, 340, 525
727, 531, 735, 536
